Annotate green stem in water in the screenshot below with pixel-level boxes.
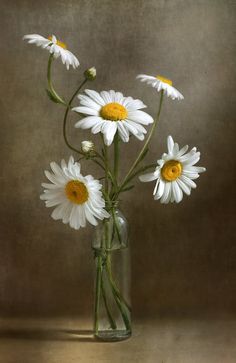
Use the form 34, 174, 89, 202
101, 270, 117, 330
105, 255, 131, 331
94, 255, 102, 334
104, 219, 131, 313
94, 222, 117, 334
114, 91, 164, 199
104, 219, 131, 321
106, 253, 131, 312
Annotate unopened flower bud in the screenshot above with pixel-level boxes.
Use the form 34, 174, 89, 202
81, 140, 95, 153
84, 67, 96, 81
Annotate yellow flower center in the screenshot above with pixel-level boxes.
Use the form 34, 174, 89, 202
48, 36, 67, 49
161, 160, 182, 181
156, 75, 173, 86
65, 180, 88, 204
100, 102, 128, 121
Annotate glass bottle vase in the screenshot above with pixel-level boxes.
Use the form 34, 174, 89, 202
92, 208, 131, 341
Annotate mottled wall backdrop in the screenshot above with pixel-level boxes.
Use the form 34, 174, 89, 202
0, 0, 235, 318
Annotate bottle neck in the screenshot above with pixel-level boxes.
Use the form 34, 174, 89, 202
106, 199, 120, 211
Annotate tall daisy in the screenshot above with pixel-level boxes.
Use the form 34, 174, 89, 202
23, 34, 79, 69
72, 89, 154, 146
40, 156, 109, 230
137, 74, 184, 100
139, 136, 206, 203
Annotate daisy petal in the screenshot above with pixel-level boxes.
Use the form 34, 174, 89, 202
117, 121, 129, 142
84, 89, 105, 106
72, 106, 99, 116
139, 173, 158, 182
128, 110, 154, 125
75, 116, 101, 129
167, 135, 174, 154
154, 179, 165, 200
102, 122, 118, 146
172, 181, 183, 203
176, 178, 191, 196
160, 182, 171, 203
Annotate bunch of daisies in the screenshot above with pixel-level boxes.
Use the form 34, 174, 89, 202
23, 33, 206, 230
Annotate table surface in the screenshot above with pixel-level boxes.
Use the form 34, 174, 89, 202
0, 317, 235, 363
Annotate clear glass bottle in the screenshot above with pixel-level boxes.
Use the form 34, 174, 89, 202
92, 207, 131, 341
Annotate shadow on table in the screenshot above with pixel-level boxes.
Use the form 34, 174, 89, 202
0, 328, 100, 342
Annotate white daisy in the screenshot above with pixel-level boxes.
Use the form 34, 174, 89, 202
40, 156, 109, 230
23, 34, 79, 69
139, 136, 206, 203
137, 74, 184, 100
72, 89, 154, 146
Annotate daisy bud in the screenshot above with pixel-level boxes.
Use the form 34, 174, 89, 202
84, 67, 96, 81
81, 140, 95, 153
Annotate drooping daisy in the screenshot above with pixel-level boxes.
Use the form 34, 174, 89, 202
72, 89, 154, 146
137, 74, 184, 100
139, 136, 206, 203
23, 34, 79, 69
40, 156, 109, 230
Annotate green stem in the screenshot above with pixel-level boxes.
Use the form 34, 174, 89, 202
94, 220, 117, 334
108, 171, 116, 189
62, 78, 87, 155
114, 91, 164, 200
111, 208, 122, 244
104, 219, 131, 314
102, 136, 109, 194
106, 253, 131, 312
113, 133, 119, 191
47, 54, 66, 105
94, 255, 102, 334
47, 57, 104, 169
120, 163, 157, 192
91, 159, 106, 171
101, 271, 117, 330
62, 81, 106, 171
105, 255, 131, 331
96, 219, 130, 332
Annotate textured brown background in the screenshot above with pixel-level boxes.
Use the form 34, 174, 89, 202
0, 0, 236, 321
